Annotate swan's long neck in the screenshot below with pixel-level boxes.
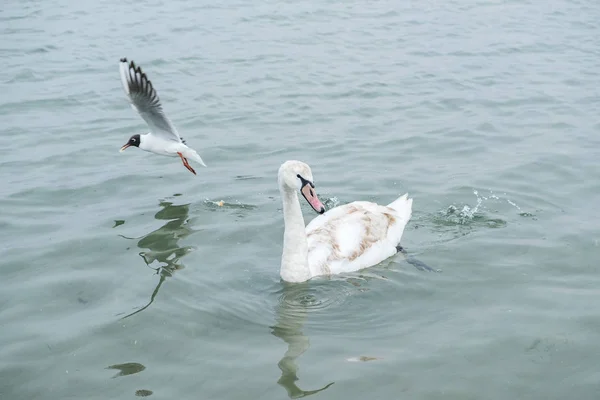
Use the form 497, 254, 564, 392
280, 186, 311, 283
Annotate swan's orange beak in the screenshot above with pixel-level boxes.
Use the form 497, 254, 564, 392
301, 183, 325, 214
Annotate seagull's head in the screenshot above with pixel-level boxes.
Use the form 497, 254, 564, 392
120, 134, 141, 152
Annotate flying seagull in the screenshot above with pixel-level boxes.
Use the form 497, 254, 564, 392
118, 58, 206, 175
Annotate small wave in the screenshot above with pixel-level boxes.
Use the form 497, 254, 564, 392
27, 45, 58, 54
234, 175, 260, 181
106, 362, 146, 378
6, 69, 45, 83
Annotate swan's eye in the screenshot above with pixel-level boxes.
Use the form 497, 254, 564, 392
297, 174, 315, 188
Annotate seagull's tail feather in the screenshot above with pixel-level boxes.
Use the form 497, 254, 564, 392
183, 148, 207, 167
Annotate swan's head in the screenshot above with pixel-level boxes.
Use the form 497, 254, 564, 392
278, 160, 325, 214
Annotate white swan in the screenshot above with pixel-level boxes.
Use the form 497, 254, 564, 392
278, 160, 414, 283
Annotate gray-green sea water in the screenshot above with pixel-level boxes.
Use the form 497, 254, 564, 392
1, 0, 600, 399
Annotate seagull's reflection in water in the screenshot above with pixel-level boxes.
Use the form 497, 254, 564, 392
271, 283, 335, 398
120, 200, 193, 320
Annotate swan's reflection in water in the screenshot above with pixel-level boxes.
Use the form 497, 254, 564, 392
271, 283, 335, 398
121, 200, 193, 320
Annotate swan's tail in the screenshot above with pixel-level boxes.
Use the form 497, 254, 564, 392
183, 148, 207, 167
387, 193, 412, 221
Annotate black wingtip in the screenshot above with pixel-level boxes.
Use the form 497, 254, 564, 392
120, 58, 137, 71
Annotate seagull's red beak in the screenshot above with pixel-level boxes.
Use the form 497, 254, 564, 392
119, 143, 131, 152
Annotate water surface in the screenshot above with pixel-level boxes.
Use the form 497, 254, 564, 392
1, 0, 600, 398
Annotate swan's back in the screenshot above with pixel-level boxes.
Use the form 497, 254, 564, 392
305, 194, 413, 277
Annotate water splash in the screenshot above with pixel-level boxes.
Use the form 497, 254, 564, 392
475, 189, 534, 214
445, 190, 484, 224
203, 198, 257, 210
323, 196, 340, 209
506, 199, 520, 210
436, 189, 513, 228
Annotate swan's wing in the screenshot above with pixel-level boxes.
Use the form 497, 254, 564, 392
351, 199, 412, 245
306, 200, 412, 276
119, 58, 183, 143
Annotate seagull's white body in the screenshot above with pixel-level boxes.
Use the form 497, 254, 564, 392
118, 58, 206, 174
138, 138, 189, 158
278, 160, 413, 283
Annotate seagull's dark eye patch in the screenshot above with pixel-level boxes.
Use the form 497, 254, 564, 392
127, 134, 141, 148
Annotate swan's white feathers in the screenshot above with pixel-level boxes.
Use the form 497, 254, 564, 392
305, 195, 412, 277
387, 193, 410, 211
119, 58, 184, 144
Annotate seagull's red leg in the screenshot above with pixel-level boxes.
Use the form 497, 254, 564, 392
177, 152, 196, 175
184, 159, 196, 175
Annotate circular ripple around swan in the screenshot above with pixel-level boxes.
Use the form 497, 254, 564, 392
275, 280, 355, 315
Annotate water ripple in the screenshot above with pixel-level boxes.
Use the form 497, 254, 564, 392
275, 281, 354, 314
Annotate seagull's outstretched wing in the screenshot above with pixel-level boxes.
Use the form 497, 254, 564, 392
119, 58, 184, 143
